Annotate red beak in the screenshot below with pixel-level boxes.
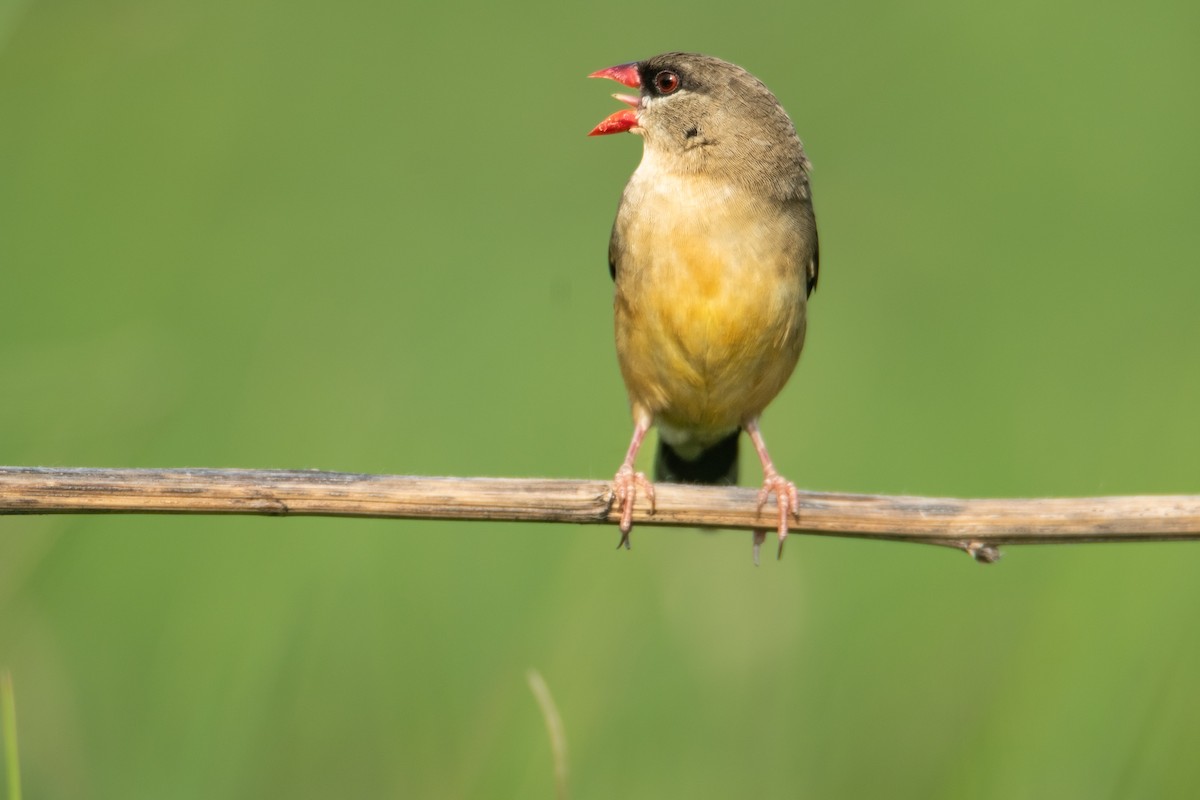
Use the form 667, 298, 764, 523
588, 62, 642, 136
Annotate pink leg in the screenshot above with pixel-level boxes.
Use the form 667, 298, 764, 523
612, 415, 656, 549
744, 418, 800, 560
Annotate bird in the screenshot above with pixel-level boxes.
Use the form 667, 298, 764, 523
588, 52, 819, 562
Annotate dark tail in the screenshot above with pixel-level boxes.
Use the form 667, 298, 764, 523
654, 429, 740, 485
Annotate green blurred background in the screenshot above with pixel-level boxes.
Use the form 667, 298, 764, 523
2, 0, 1200, 796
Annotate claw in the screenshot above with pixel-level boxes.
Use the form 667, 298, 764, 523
752, 529, 767, 566
757, 468, 800, 556
743, 419, 801, 560
613, 464, 655, 549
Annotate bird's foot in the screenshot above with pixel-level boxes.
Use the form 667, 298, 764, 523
612, 464, 655, 549
756, 469, 800, 559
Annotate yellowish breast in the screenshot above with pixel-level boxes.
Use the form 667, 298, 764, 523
613, 166, 808, 437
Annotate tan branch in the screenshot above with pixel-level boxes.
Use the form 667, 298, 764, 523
2, 467, 1199, 560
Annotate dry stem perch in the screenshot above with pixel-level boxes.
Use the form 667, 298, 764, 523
3, 467, 1200, 561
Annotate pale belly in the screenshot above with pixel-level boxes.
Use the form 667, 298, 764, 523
613, 175, 808, 441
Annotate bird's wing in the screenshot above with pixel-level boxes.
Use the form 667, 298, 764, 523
792, 189, 819, 297
807, 221, 819, 297
607, 224, 621, 282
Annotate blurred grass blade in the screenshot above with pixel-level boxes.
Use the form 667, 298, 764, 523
526, 669, 569, 800
1, 671, 21, 800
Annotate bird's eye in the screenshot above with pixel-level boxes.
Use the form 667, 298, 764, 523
654, 70, 680, 94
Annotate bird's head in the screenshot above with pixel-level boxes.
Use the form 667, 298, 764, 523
588, 52, 807, 189
590, 53, 745, 145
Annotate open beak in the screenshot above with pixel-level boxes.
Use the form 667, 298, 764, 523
588, 62, 641, 136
